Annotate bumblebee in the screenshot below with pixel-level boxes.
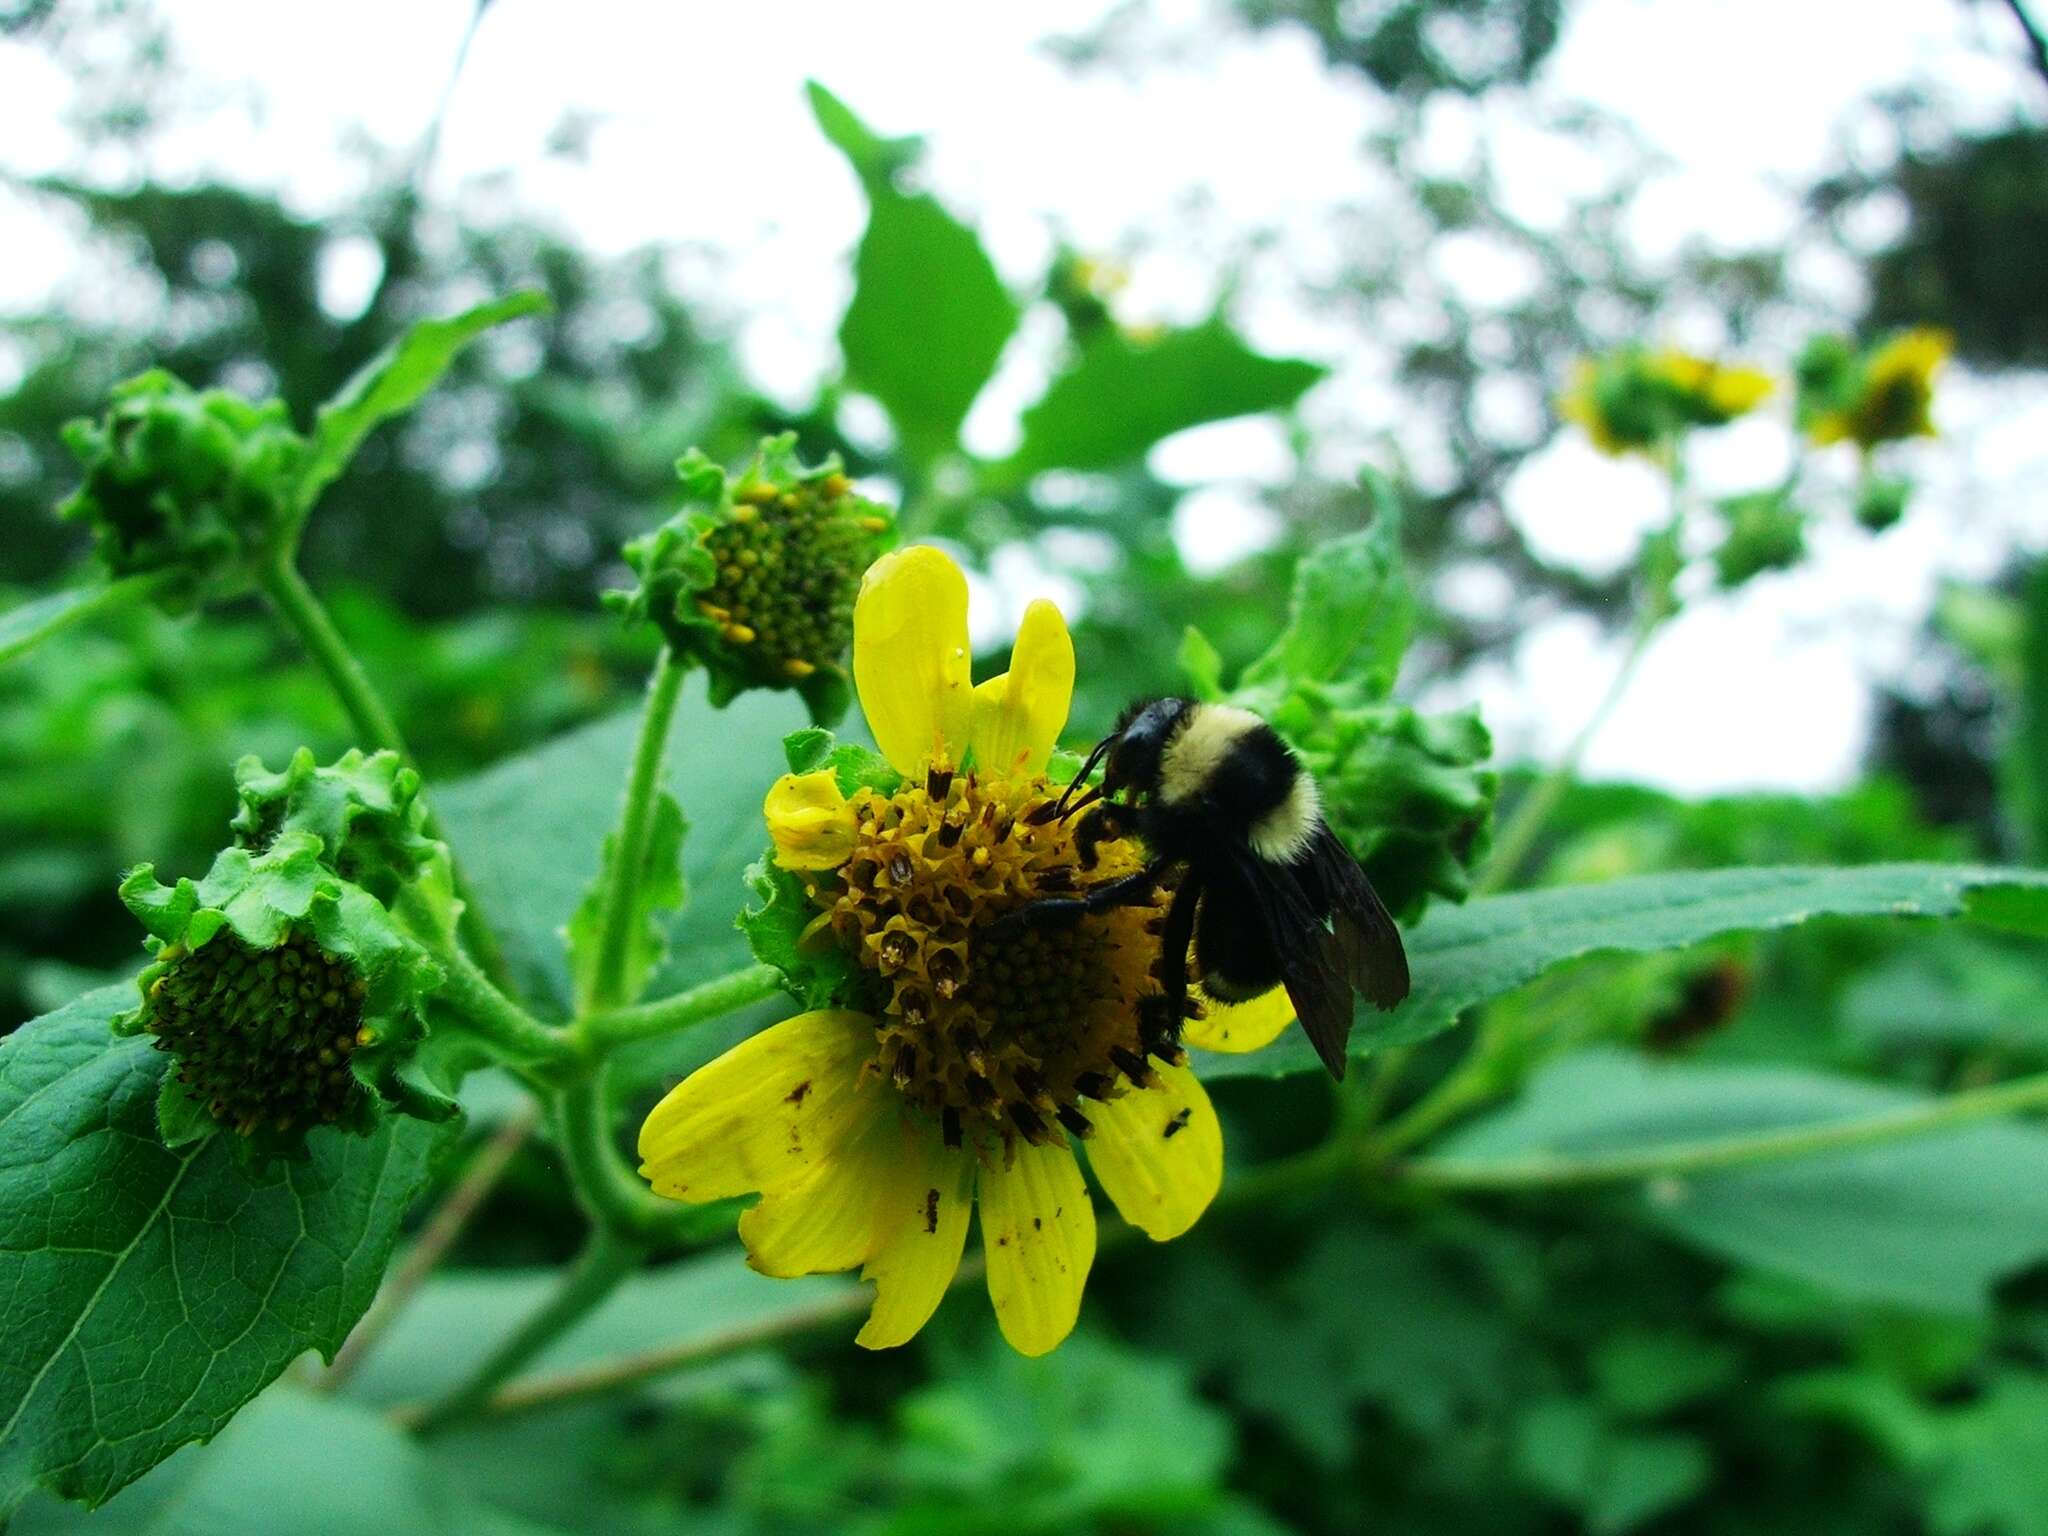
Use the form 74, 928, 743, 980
1006, 698, 1410, 1079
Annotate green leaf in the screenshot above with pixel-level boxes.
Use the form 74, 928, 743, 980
11, 1389, 562, 1534
0, 576, 167, 666
1178, 625, 1225, 701
1442, 1048, 2048, 1314
437, 678, 811, 1012
565, 790, 687, 1013
1922, 1373, 2048, 1536
1199, 863, 2048, 1080
1005, 316, 1325, 477
300, 292, 550, 509
0, 986, 452, 1512
1240, 476, 1413, 693
814, 89, 1016, 461
1514, 1396, 1711, 1536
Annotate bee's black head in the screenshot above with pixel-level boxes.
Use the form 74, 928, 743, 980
1103, 697, 1192, 799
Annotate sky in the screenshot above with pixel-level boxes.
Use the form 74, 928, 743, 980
1, 0, 2044, 794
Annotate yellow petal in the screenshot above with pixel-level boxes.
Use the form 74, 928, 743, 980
638, 1010, 878, 1202
1181, 983, 1295, 1054
980, 1140, 1095, 1357
968, 599, 1074, 780
854, 546, 972, 775
764, 770, 859, 871
1085, 1062, 1223, 1241
855, 1116, 976, 1349
741, 1103, 896, 1277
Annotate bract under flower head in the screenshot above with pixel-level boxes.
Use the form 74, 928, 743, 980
116, 826, 449, 1161
58, 371, 311, 611
611, 434, 895, 724
645, 545, 1289, 1356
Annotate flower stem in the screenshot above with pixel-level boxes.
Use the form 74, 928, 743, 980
405, 1225, 644, 1437
585, 647, 687, 1015
319, 1106, 541, 1391
257, 555, 510, 984
437, 948, 574, 1072
579, 964, 783, 1050
1397, 1069, 2048, 1191
556, 1066, 680, 1240
1478, 602, 1664, 895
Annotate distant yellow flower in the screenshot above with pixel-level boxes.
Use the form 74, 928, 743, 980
1559, 346, 1775, 458
639, 547, 1289, 1356
1804, 328, 1950, 450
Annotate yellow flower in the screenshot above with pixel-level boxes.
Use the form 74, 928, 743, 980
1806, 328, 1951, 450
1559, 347, 1775, 458
640, 545, 1293, 1356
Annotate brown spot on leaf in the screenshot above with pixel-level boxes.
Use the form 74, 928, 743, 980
785, 1079, 812, 1105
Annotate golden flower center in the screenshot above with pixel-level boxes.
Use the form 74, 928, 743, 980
806, 764, 1172, 1149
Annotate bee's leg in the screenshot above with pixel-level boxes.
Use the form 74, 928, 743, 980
1137, 872, 1202, 1064
986, 859, 1170, 938
1072, 801, 1131, 871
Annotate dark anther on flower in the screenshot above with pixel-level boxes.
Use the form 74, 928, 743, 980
1008, 1101, 1050, 1144
937, 818, 964, 848
1163, 1108, 1193, 1140
1056, 1103, 1095, 1140
892, 1042, 918, 1090
925, 765, 953, 799
140, 930, 368, 1139
1111, 1046, 1158, 1087
942, 1106, 963, 1150
1073, 1071, 1114, 1101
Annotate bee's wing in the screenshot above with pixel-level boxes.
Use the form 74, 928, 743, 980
1219, 844, 1359, 1080
1298, 823, 1410, 1012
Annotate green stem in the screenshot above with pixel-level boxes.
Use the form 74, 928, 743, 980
556, 1067, 679, 1240
0, 569, 176, 665
437, 948, 574, 1073
586, 647, 687, 1015
406, 1226, 643, 1436
260, 557, 411, 755
1479, 602, 1664, 895
1398, 1069, 2048, 1191
580, 964, 783, 1050
258, 556, 510, 984
1369, 1056, 1500, 1159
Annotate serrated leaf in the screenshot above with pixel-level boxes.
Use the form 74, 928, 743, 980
565, 790, 687, 1013
1240, 480, 1412, 694
1005, 316, 1324, 477
1199, 863, 2048, 1080
300, 292, 549, 509
1441, 1048, 2048, 1313
0, 986, 452, 1512
816, 90, 1016, 462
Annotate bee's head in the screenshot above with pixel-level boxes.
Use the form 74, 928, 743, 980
1101, 697, 1192, 800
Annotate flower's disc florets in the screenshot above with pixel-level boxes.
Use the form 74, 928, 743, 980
141, 929, 371, 1139
800, 763, 1175, 1153
699, 472, 879, 693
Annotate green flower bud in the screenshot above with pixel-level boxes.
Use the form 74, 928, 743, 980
609, 434, 895, 724
1854, 474, 1913, 533
1265, 682, 1498, 922
115, 828, 448, 1161
1712, 490, 1806, 588
58, 371, 311, 610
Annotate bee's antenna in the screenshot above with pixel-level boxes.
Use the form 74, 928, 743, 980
1032, 733, 1116, 825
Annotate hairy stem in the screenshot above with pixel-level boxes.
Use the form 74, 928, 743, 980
1398, 1069, 2048, 1191
320, 1106, 541, 1391
556, 1066, 678, 1240
438, 947, 574, 1072
586, 647, 687, 1015
257, 556, 509, 982
405, 1226, 644, 1436
580, 963, 783, 1050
